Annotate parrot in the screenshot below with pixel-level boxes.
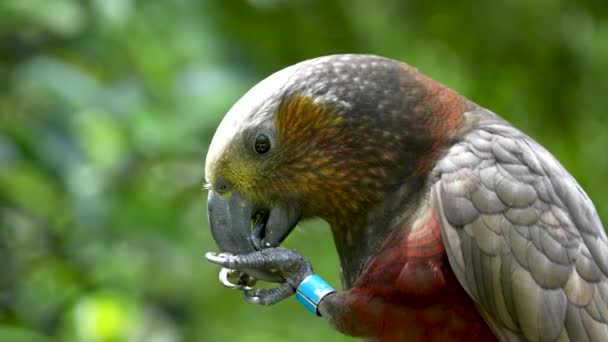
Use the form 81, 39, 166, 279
203, 54, 608, 341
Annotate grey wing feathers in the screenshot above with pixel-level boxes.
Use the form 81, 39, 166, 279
433, 110, 608, 342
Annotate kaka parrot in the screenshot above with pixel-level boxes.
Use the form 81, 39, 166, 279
204, 54, 608, 341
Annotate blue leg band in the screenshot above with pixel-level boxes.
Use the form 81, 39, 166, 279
295, 274, 336, 316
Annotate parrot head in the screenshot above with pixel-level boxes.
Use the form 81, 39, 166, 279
205, 54, 468, 281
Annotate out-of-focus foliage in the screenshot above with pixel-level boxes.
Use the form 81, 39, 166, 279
0, 0, 607, 341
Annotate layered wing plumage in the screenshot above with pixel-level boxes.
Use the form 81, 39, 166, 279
433, 110, 608, 341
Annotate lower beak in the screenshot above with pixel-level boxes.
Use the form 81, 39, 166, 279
207, 190, 301, 282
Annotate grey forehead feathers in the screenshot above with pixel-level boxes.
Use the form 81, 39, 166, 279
283, 54, 419, 119
238, 54, 419, 124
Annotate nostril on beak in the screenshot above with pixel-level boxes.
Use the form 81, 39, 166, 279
213, 177, 233, 195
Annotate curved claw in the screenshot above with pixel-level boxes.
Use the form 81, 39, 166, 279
218, 267, 256, 291
206, 251, 231, 265
219, 267, 241, 289
243, 289, 262, 304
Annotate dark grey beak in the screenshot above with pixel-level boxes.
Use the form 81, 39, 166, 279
207, 190, 301, 282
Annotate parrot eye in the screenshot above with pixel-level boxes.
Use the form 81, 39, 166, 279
254, 133, 271, 154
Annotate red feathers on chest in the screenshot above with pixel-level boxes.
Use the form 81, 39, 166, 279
340, 211, 496, 341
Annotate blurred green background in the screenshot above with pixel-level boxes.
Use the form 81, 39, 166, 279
0, 0, 607, 341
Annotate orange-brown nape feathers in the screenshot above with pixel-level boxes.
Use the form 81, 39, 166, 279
268, 66, 472, 228
271, 94, 407, 226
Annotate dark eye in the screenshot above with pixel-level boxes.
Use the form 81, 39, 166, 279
254, 134, 271, 154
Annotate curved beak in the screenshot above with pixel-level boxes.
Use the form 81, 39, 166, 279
207, 190, 301, 282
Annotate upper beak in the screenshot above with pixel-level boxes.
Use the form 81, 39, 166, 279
207, 190, 301, 282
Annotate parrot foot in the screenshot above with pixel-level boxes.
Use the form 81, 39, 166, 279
206, 247, 313, 306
